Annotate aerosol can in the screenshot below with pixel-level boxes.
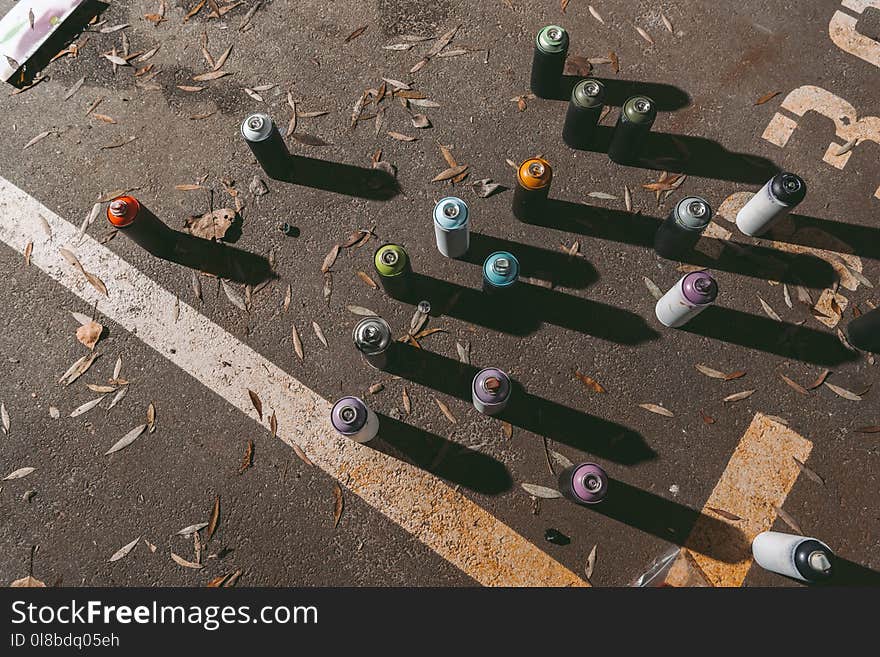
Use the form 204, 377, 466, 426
846, 306, 880, 353
655, 196, 713, 260
482, 251, 520, 293
240, 112, 290, 178
471, 368, 512, 415
330, 396, 379, 444
106, 196, 171, 256
373, 243, 413, 299
530, 25, 569, 99
736, 172, 807, 237
352, 316, 393, 370
608, 96, 656, 164
558, 462, 608, 505
752, 531, 834, 583
513, 157, 552, 221
562, 78, 606, 149
433, 196, 470, 258
655, 270, 718, 328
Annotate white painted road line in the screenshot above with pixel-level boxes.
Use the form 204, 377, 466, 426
0, 176, 587, 587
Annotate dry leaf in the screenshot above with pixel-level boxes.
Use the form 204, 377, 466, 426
312, 322, 328, 348
1, 403, 8, 435
292, 443, 313, 466
644, 277, 663, 300
333, 483, 344, 527
59, 352, 100, 385
109, 537, 140, 562
206, 496, 220, 542
347, 305, 377, 316
695, 364, 727, 379
345, 25, 368, 43
432, 164, 469, 182
707, 507, 742, 522
635, 26, 654, 44
356, 271, 378, 289
171, 552, 204, 569
757, 294, 782, 321
388, 131, 417, 142
105, 424, 147, 455
700, 409, 716, 424
502, 421, 513, 439
402, 387, 411, 415
792, 457, 825, 486
824, 382, 861, 401
177, 523, 208, 536
70, 397, 105, 418
521, 483, 562, 499
282, 283, 292, 312
222, 280, 247, 311
575, 370, 606, 393
3, 467, 35, 480
755, 91, 781, 106
247, 390, 263, 420
779, 374, 808, 395
435, 397, 457, 424
774, 505, 803, 534
589, 5, 605, 23
662, 14, 674, 33
585, 544, 598, 581
10, 575, 45, 588
723, 390, 755, 403
808, 369, 831, 390
291, 324, 304, 361
185, 208, 236, 240
639, 403, 674, 417
321, 244, 340, 273
76, 321, 103, 350
147, 402, 156, 433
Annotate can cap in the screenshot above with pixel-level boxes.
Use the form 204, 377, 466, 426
374, 244, 408, 277
570, 463, 608, 504
770, 172, 806, 206
353, 317, 391, 355
674, 196, 713, 231
794, 539, 834, 581
622, 96, 657, 124
433, 197, 469, 230
331, 396, 368, 435
483, 251, 520, 287
681, 270, 718, 305
107, 196, 141, 228
572, 79, 606, 109
473, 368, 511, 405
517, 158, 552, 190
241, 113, 275, 142
536, 25, 569, 54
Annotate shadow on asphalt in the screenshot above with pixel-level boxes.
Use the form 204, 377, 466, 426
268, 154, 401, 200
531, 201, 839, 288
565, 125, 779, 184
816, 558, 880, 587
8, 0, 110, 87
391, 273, 659, 343
764, 213, 880, 261
384, 343, 657, 466
374, 414, 513, 496
587, 478, 750, 564
552, 75, 691, 111
681, 306, 860, 367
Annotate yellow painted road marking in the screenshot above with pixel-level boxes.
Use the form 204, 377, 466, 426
666, 413, 813, 586
0, 176, 587, 587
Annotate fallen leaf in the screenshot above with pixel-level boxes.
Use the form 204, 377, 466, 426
70, 397, 105, 418
502, 421, 513, 439
707, 507, 742, 522
635, 26, 654, 44
589, 6, 605, 24
222, 280, 247, 311
312, 322, 328, 348
855, 426, 880, 433
432, 164, 469, 182
105, 424, 147, 455
109, 537, 140, 562
192, 69, 230, 82
411, 114, 431, 128
247, 390, 263, 420
521, 483, 562, 499
321, 244, 340, 273
774, 505, 803, 534
588, 191, 618, 200
639, 403, 674, 417
206, 496, 220, 542
824, 382, 861, 401
661, 14, 674, 33
563, 55, 592, 77
146, 402, 156, 433
10, 575, 45, 588
344, 25, 368, 43
695, 364, 727, 379
347, 305, 377, 316
575, 370, 606, 393
76, 321, 103, 350
700, 409, 716, 424
792, 457, 825, 486
755, 91, 781, 106
388, 131, 417, 142
779, 374, 808, 395
435, 397, 457, 424
644, 277, 663, 300
59, 352, 100, 385
456, 341, 470, 364
333, 483, 344, 527
723, 390, 755, 403
585, 544, 598, 581
3, 467, 35, 480
0, 403, 8, 434
724, 370, 746, 381
757, 294, 782, 321
471, 178, 502, 198
107, 387, 127, 410
291, 324, 304, 361
185, 208, 236, 240
177, 523, 208, 536
171, 552, 204, 569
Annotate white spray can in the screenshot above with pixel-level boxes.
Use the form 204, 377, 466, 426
736, 172, 806, 237
655, 270, 718, 328
433, 196, 470, 258
752, 531, 834, 583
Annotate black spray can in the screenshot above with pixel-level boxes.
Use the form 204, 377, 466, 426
562, 79, 606, 149
530, 25, 569, 99
654, 196, 713, 260
608, 96, 656, 164
240, 112, 290, 178
752, 531, 834, 583
846, 306, 880, 353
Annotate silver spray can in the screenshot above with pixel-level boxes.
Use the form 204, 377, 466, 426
240, 112, 289, 178
752, 531, 834, 583
352, 316, 393, 370
736, 172, 806, 237
655, 270, 718, 328
433, 196, 470, 258
330, 396, 379, 443
471, 368, 511, 415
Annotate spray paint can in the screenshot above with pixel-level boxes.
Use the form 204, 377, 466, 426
654, 196, 713, 260
471, 368, 512, 415
530, 25, 569, 99
482, 251, 519, 293
608, 96, 656, 164
846, 306, 880, 353
562, 78, 606, 149
433, 196, 470, 258
330, 396, 379, 444
106, 196, 171, 256
373, 243, 413, 299
558, 462, 608, 505
752, 531, 834, 583
655, 270, 718, 328
240, 113, 290, 178
352, 316, 393, 370
736, 172, 807, 237
512, 157, 552, 221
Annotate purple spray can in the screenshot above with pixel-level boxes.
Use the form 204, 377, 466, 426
655, 270, 718, 328
330, 396, 379, 443
471, 368, 512, 415
558, 462, 608, 505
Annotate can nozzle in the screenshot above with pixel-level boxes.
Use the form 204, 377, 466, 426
381, 250, 398, 266
339, 405, 357, 424
527, 162, 545, 178
483, 376, 501, 394
109, 199, 128, 217
547, 27, 563, 41
247, 115, 265, 131
583, 81, 601, 97
634, 98, 653, 114
493, 257, 511, 276
688, 200, 708, 217
809, 550, 832, 574
583, 474, 603, 492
